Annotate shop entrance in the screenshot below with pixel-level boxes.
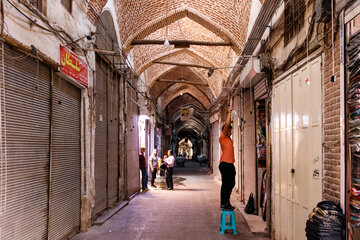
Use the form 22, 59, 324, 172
272, 56, 323, 240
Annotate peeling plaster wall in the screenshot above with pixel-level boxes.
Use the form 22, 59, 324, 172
268, 1, 316, 75
4, 0, 94, 64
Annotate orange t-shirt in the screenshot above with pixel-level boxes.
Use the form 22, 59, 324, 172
219, 132, 235, 163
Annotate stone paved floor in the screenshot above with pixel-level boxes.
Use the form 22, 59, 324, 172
71, 162, 269, 240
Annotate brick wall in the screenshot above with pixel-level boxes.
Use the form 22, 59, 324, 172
160, 84, 211, 110
114, 0, 252, 53
87, 0, 108, 25
323, 24, 341, 203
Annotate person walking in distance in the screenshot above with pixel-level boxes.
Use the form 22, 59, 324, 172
139, 148, 148, 192
149, 149, 159, 188
219, 106, 236, 210
164, 150, 175, 190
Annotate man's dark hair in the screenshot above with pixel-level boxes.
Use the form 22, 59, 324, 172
168, 150, 173, 155
222, 125, 233, 131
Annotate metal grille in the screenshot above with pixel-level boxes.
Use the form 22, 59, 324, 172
107, 69, 119, 206
48, 75, 81, 239
29, 0, 42, 12
0, 41, 6, 229
0, 43, 50, 239
284, 0, 305, 45
94, 55, 108, 215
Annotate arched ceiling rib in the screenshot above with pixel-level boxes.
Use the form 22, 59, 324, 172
116, 2, 252, 53
133, 18, 235, 73
165, 94, 206, 120
92, 0, 254, 112
160, 84, 211, 110
175, 119, 206, 136
137, 48, 217, 76
150, 66, 216, 100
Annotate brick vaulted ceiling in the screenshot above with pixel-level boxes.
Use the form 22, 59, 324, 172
90, 0, 253, 112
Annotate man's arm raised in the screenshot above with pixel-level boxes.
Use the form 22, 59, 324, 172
222, 106, 233, 135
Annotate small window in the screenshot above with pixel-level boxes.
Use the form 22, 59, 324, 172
61, 0, 72, 13
284, 0, 305, 46
30, 0, 42, 12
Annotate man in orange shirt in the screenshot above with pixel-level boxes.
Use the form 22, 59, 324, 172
219, 106, 236, 210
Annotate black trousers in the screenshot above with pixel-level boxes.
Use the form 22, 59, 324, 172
151, 169, 157, 186
165, 167, 173, 189
219, 162, 236, 205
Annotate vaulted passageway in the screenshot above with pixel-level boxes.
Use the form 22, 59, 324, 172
1, 0, 355, 238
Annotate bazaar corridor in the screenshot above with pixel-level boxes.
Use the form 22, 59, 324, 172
0, 0, 359, 239
71, 163, 269, 240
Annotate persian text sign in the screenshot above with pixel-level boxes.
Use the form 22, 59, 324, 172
60, 46, 88, 86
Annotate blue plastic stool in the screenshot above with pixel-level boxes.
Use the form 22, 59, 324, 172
220, 209, 237, 234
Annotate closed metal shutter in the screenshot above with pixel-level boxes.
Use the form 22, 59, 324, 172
107, 70, 119, 206
48, 75, 81, 239
94, 55, 108, 215
0, 43, 50, 239
254, 79, 267, 100
126, 83, 139, 196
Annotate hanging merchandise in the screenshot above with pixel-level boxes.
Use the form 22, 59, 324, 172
256, 101, 266, 162
347, 30, 360, 229
305, 201, 345, 240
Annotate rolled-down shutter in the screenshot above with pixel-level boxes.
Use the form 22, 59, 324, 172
254, 79, 267, 100
0, 43, 50, 239
107, 70, 119, 206
48, 75, 81, 239
94, 55, 108, 215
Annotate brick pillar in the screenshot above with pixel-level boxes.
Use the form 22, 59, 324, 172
323, 25, 341, 203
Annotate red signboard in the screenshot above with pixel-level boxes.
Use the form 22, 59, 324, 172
60, 46, 88, 86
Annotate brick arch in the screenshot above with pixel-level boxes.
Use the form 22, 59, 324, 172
169, 104, 206, 121
175, 119, 206, 136
149, 66, 216, 100
122, 6, 241, 53
87, 0, 108, 24
160, 85, 211, 110
144, 51, 217, 97
137, 48, 216, 75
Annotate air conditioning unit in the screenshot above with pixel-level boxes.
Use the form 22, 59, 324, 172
259, 53, 272, 75
314, 0, 331, 22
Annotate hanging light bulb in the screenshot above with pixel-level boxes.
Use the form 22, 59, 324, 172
164, 39, 170, 48
180, 91, 183, 96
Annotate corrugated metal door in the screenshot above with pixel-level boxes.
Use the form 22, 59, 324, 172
0, 43, 50, 239
292, 57, 322, 240
48, 75, 81, 239
94, 55, 108, 214
272, 56, 322, 240
107, 69, 119, 206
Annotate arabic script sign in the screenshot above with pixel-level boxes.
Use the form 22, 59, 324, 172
60, 46, 88, 86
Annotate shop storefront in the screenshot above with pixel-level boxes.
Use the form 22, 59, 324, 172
0, 43, 85, 239
272, 55, 323, 240
345, 4, 360, 239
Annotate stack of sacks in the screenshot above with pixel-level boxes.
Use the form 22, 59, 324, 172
305, 201, 345, 240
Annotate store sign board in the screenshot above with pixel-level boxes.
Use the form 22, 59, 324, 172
60, 46, 88, 86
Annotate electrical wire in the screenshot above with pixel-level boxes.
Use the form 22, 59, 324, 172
83, 0, 150, 100
6, 0, 74, 47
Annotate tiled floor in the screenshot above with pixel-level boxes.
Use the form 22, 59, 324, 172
71, 162, 269, 240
